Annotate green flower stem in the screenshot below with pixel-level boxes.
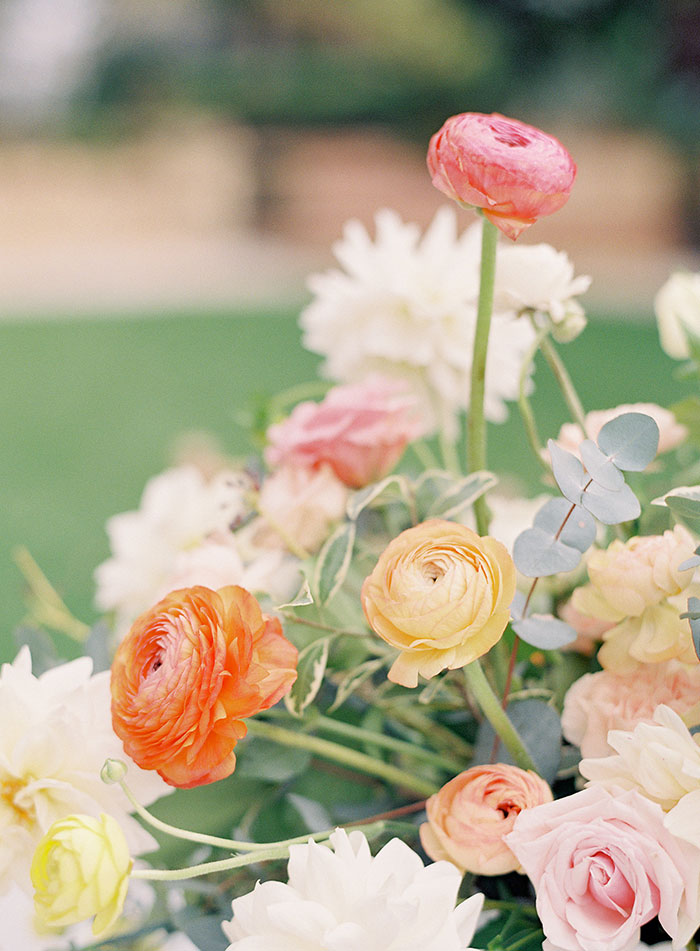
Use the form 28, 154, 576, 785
469, 217, 499, 535
117, 778, 333, 852
517, 325, 551, 470
13, 546, 90, 642
439, 427, 462, 475
463, 659, 537, 772
245, 718, 439, 798
539, 334, 587, 431
482, 899, 540, 918
130, 820, 391, 882
312, 714, 460, 773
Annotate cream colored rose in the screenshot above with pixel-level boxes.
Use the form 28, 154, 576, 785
571, 526, 699, 672
581, 705, 700, 850
31, 813, 132, 937
420, 764, 553, 875
562, 661, 700, 758
361, 518, 516, 687
654, 270, 700, 360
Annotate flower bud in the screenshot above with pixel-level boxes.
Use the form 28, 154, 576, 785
31, 813, 132, 937
100, 758, 128, 785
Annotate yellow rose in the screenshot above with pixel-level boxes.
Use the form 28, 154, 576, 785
361, 518, 516, 687
31, 813, 132, 937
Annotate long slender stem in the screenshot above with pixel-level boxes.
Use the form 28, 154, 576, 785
539, 335, 587, 431
463, 659, 537, 772
469, 217, 499, 535
245, 718, 439, 797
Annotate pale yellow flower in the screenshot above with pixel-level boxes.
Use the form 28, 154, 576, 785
31, 813, 132, 938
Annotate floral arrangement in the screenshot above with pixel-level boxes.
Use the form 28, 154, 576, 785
5, 111, 700, 951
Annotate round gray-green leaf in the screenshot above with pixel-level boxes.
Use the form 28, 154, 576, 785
596, 412, 659, 471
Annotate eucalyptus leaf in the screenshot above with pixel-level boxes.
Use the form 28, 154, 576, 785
662, 488, 700, 533
596, 411, 659, 471
346, 474, 411, 522
284, 637, 330, 717
513, 527, 582, 577
286, 793, 334, 833
533, 497, 596, 553
548, 440, 588, 504
84, 620, 113, 673
12, 625, 59, 674
579, 439, 625, 491
313, 521, 356, 605
682, 597, 700, 662
174, 913, 229, 951
474, 698, 562, 784
426, 470, 498, 520
511, 614, 578, 650
580, 479, 641, 525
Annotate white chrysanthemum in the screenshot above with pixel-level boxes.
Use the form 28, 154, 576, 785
580, 704, 700, 849
94, 466, 297, 635
0, 647, 170, 895
300, 208, 588, 436
222, 828, 484, 951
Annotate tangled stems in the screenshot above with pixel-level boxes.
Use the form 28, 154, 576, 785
469, 217, 499, 535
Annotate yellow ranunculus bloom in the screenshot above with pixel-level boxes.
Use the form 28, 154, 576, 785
361, 518, 516, 687
31, 813, 132, 937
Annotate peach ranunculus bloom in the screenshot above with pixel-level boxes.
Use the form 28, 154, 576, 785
561, 661, 700, 759
264, 375, 426, 489
571, 525, 700, 672
427, 112, 576, 241
361, 519, 516, 688
506, 784, 700, 951
557, 597, 614, 656
111, 585, 298, 788
554, 402, 687, 459
419, 764, 553, 876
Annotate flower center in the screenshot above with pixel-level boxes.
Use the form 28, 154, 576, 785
1, 776, 36, 828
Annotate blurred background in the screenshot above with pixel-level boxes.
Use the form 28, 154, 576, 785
2, 0, 700, 655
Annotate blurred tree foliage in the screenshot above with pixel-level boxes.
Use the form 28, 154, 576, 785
78, 0, 699, 152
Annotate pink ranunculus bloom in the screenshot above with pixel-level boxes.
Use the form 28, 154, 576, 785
555, 403, 687, 459
420, 763, 553, 876
427, 113, 576, 240
506, 785, 700, 951
561, 660, 700, 759
264, 375, 426, 489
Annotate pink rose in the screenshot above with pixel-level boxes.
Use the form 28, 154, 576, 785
506, 785, 700, 951
419, 764, 553, 875
555, 403, 687, 459
265, 375, 425, 488
427, 112, 576, 240
562, 661, 700, 758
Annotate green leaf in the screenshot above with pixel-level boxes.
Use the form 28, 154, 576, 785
535, 498, 596, 553
425, 470, 499, 520
512, 527, 581, 577
328, 656, 386, 712
346, 474, 411, 521
548, 440, 588, 504
671, 396, 700, 446
681, 596, 700, 662
475, 698, 562, 784
276, 577, 314, 609
234, 737, 312, 782
579, 439, 625, 490
581, 480, 641, 524
659, 486, 700, 533
284, 637, 330, 717
313, 521, 356, 605
596, 411, 659, 471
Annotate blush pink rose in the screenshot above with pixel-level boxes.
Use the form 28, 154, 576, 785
427, 112, 576, 240
419, 763, 553, 875
555, 403, 687, 459
506, 785, 700, 951
265, 375, 425, 489
562, 661, 700, 758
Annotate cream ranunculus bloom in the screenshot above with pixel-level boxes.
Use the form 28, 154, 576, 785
654, 270, 700, 360
571, 526, 699, 672
361, 519, 516, 687
31, 813, 132, 937
580, 705, 700, 851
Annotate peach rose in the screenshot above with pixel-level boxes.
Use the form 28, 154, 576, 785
265, 375, 425, 489
420, 764, 553, 875
562, 661, 700, 758
111, 585, 297, 788
427, 112, 576, 240
361, 519, 516, 687
572, 526, 699, 672
555, 403, 687, 458
506, 785, 700, 951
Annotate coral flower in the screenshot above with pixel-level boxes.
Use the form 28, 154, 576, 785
427, 112, 576, 240
111, 585, 298, 788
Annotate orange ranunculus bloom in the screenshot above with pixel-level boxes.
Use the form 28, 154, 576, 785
110, 585, 297, 788
361, 518, 516, 687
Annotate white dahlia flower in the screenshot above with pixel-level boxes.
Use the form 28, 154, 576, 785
222, 828, 484, 951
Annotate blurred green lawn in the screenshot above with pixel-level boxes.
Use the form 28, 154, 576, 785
0, 309, 692, 663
